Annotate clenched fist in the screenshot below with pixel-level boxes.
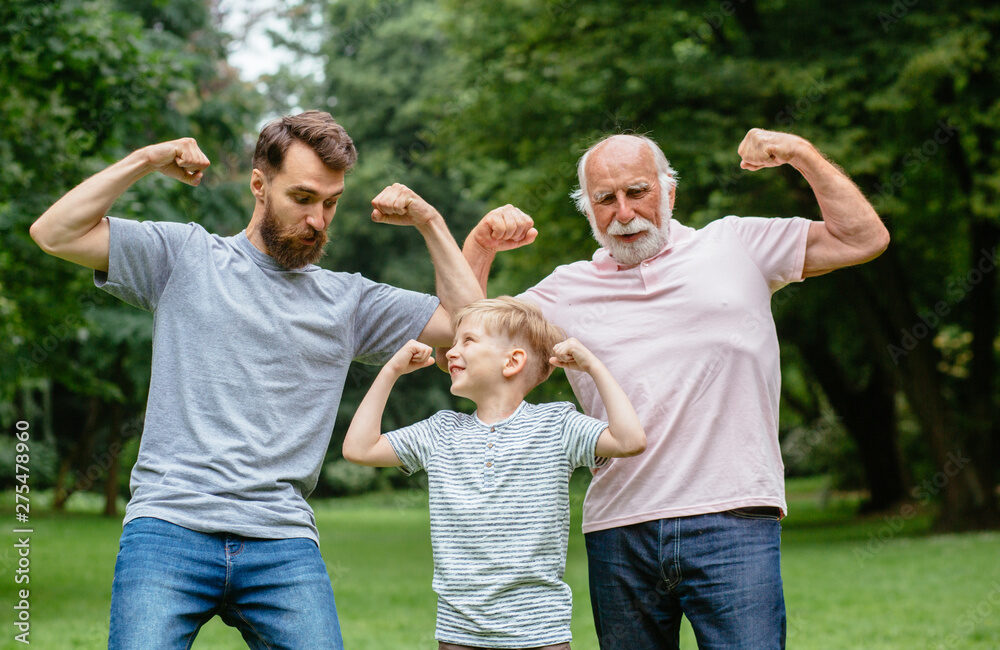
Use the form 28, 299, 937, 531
737, 128, 811, 171
370, 183, 441, 226
465, 204, 538, 254
385, 340, 436, 376
141, 138, 210, 186
549, 337, 599, 373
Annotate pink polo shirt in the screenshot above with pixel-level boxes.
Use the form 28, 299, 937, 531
520, 215, 811, 533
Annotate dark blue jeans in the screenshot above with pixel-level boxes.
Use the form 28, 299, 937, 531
108, 517, 343, 649
585, 510, 785, 649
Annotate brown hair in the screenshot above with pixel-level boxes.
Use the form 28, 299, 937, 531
252, 110, 357, 178
454, 297, 566, 388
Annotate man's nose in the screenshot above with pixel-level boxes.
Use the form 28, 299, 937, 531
615, 192, 635, 222
305, 208, 325, 231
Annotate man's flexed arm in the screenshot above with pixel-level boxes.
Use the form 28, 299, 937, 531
737, 128, 890, 278
29, 138, 210, 272
461, 204, 537, 295
370, 183, 487, 347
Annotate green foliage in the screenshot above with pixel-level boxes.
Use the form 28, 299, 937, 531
1, 0, 264, 506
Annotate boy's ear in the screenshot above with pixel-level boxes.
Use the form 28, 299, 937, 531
501, 348, 527, 378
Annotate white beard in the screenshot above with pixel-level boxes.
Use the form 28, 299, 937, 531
590, 206, 672, 267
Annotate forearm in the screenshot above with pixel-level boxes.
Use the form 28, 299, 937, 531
792, 143, 885, 246
462, 236, 497, 297
343, 369, 398, 463
416, 216, 484, 313
588, 362, 645, 455
30, 149, 151, 251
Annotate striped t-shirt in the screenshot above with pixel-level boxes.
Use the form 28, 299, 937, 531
386, 401, 607, 648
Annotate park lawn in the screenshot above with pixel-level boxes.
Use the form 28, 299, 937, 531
1, 476, 998, 649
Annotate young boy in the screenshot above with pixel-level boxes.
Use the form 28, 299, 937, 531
343, 297, 645, 649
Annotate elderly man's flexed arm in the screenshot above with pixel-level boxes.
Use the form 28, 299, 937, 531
29, 138, 210, 272
462, 204, 538, 294
738, 128, 890, 277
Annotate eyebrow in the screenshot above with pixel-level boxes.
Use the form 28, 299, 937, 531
593, 182, 649, 202
286, 185, 344, 200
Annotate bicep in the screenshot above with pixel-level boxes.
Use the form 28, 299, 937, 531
594, 428, 622, 458
803, 221, 883, 278
417, 305, 454, 348
46, 217, 110, 272
362, 435, 404, 468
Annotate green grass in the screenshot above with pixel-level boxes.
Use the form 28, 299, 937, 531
1, 476, 998, 649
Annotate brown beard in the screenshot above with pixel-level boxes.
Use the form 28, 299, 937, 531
258, 198, 329, 269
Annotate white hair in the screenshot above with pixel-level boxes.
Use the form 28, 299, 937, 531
569, 134, 678, 219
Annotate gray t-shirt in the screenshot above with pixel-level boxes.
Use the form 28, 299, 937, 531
385, 401, 607, 648
95, 217, 439, 543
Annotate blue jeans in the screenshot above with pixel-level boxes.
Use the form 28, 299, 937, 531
109, 517, 343, 649
585, 510, 785, 649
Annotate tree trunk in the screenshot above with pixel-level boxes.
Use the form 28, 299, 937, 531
797, 322, 906, 511
968, 218, 999, 504
52, 395, 100, 511
103, 404, 123, 517
857, 249, 998, 529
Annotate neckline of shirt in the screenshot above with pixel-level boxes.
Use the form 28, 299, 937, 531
473, 400, 528, 429
232, 230, 319, 273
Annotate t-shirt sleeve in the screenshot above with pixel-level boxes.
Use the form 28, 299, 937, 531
351, 277, 440, 365
558, 403, 609, 469
93, 217, 198, 312
725, 215, 811, 292
384, 412, 442, 475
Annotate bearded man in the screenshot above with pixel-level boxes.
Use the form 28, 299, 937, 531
29, 111, 482, 649
461, 129, 889, 649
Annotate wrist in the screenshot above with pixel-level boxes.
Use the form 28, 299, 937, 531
414, 211, 447, 237
462, 234, 497, 260
126, 147, 158, 177
788, 138, 821, 171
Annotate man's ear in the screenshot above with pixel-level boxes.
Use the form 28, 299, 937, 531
250, 169, 267, 202
501, 348, 527, 378
669, 184, 676, 211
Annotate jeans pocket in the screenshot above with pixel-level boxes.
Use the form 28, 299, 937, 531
726, 506, 781, 521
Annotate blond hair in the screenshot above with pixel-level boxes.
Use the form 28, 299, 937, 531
453, 297, 565, 388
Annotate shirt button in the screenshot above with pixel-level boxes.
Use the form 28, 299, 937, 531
486, 462, 493, 468
487, 443, 494, 448
490, 427, 496, 432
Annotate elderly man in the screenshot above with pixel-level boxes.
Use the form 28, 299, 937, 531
462, 129, 888, 648
30, 111, 482, 649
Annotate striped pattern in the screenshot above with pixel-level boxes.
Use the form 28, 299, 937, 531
386, 401, 607, 648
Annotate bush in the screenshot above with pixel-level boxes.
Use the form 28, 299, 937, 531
322, 458, 390, 496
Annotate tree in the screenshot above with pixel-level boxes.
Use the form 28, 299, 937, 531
1, 0, 264, 513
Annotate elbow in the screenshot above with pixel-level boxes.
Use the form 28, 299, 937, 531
28, 219, 51, 252
341, 444, 361, 465
870, 224, 890, 259
622, 434, 647, 457
868, 215, 891, 260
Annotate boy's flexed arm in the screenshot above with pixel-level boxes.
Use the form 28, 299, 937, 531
550, 338, 646, 458
29, 138, 210, 271
343, 340, 436, 467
